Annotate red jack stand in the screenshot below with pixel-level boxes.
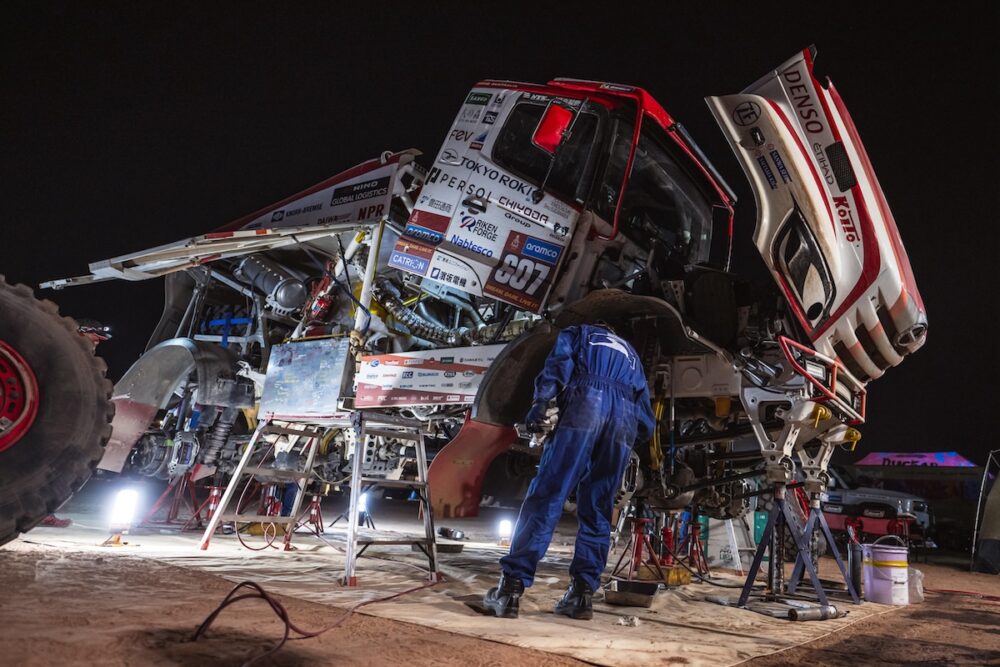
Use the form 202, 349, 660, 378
140, 471, 202, 528
183, 486, 223, 531
259, 483, 282, 517
660, 522, 675, 566
298, 495, 325, 535
679, 518, 710, 576
611, 517, 667, 582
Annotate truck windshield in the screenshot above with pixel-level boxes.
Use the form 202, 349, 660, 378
596, 115, 714, 264
491, 99, 600, 203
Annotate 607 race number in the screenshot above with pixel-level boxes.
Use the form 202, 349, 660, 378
492, 253, 549, 295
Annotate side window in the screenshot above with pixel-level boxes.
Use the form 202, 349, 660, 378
491, 101, 600, 203
596, 120, 715, 265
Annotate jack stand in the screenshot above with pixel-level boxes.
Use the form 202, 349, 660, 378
139, 471, 202, 528
660, 522, 675, 566
786, 503, 860, 603
184, 486, 223, 532
679, 514, 710, 577
611, 517, 667, 582
330, 491, 376, 530
738, 484, 859, 607
259, 483, 283, 518
295, 494, 326, 535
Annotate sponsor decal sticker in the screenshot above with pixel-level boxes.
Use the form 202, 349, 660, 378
769, 150, 792, 183
388, 251, 429, 275
780, 64, 825, 134
522, 237, 562, 265
417, 194, 454, 214
458, 215, 499, 241
732, 101, 761, 126
330, 176, 390, 206
429, 267, 468, 288
465, 92, 491, 105
406, 208, 451, 234
439, 147, 462, 165
497, 195, 548, 223
756, 156, 778, 190
483, 111, 498, 125
459, 107, 482, 124
833, 196, 860, 243
449, 235, 494, 257
483, 231, 557, 311
403, 224, 444, 245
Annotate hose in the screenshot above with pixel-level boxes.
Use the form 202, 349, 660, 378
372, 278, 470, 346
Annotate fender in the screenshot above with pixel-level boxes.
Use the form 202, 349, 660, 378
98, 338, 253, 472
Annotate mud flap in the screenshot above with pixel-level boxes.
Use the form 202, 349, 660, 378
427, 417, 517, 519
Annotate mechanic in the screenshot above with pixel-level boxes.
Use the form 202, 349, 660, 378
484, 322, 655, 619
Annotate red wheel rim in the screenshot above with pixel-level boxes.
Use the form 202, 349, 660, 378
0, 340, 40, 453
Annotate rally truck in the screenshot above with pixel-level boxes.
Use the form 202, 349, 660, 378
33, 46, 926, 536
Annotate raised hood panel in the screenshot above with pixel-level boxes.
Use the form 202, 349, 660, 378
707, 47, 927, 383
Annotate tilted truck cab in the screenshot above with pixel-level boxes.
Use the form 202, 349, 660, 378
393, 78, 735, 319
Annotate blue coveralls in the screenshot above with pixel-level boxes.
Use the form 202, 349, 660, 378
500, 325, 656, 591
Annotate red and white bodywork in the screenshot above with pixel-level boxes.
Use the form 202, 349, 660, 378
708, 47, 927, 382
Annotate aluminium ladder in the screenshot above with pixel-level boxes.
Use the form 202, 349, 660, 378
198, 417, 322, 550
342, 410, 440, 585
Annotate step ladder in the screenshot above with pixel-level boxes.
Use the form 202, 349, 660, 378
343, 410, 439, 586
198, 418, 323, 551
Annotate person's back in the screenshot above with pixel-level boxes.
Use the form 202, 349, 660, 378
572, 324, 644, 381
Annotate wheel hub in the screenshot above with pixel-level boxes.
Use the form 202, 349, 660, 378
0, 339, 40, 452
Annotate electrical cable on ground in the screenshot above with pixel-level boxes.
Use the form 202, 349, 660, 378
232, 443, 282, 551
192, 578, 439, 666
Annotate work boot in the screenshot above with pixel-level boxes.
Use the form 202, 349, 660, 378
483, 573, 524, 618
554, 578, 593, 620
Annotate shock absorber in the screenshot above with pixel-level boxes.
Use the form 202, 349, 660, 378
201, 407, 240, 466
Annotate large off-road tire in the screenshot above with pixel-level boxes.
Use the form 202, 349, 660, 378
0, 275, 114, 546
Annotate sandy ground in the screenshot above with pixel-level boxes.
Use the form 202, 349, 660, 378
1, 545, 580, 667
3, 479, 998, 666
4, 543, 997, 666
746, 560, 1000, 666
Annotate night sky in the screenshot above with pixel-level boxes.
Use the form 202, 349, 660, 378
2, 4, 995, 463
